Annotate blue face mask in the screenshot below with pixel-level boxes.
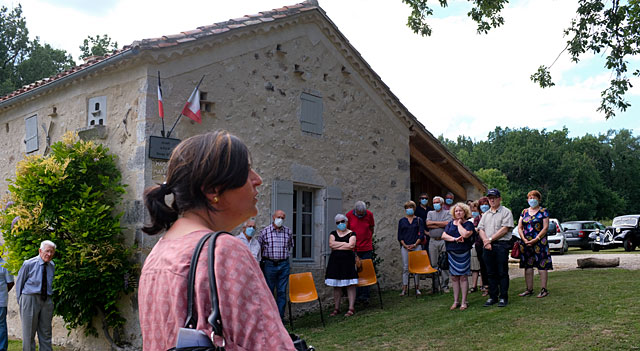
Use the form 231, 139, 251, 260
472, 211, 479, 217
434, 203, 442, 211
337, 222, 347, 231
405, 208, 414, 216
245, 227, 255, 237
480, 204, 490, 212
445, 198, 453, 205
528, 199, 539, 208
420, 199, 428, 206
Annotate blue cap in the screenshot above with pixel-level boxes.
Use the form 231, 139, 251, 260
486, 188, 501, 197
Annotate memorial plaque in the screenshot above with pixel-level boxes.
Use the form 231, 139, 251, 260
149, 136, 181, 160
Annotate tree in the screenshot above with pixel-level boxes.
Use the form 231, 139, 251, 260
0, 132, 134, 350
401, 0, 639, 119
0, 4, 75, 96
79, 34, 118, 60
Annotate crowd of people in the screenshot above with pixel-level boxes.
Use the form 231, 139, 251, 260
0, 131, 557, 351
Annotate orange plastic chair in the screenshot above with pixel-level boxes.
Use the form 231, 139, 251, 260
408, 250, 440, 297
288, 272, 325, 329
357, 259, 383, 309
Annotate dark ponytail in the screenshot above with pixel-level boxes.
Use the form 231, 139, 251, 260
142, 130, 250, 235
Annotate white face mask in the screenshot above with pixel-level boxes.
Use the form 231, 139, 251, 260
274, 218, 284, 228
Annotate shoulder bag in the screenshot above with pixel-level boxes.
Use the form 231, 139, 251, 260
169, 231, 314, 351
510, 241, 521, 259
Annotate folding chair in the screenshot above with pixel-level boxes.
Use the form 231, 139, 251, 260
357, 258, 383, 309
408, 250, 440, 297
288, 272, 325, 329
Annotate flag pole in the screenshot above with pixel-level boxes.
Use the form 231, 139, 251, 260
167, 75, 205, 138
158, 71, 166, 137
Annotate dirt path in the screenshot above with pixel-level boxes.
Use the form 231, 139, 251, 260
508, 252, 640, 278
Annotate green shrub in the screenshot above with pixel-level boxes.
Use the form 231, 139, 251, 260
0, 132, 134, 345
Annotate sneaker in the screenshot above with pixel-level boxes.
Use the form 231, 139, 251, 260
537, 288, 549, 298
415, 289, 422, 296
483, 298, 496, 307
443, 287, 450, 293
497, 299, 508, 307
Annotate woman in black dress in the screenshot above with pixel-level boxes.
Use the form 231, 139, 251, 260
325, 214, 358, 317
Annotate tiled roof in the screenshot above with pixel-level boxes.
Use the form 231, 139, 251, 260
0, 0, 319, 105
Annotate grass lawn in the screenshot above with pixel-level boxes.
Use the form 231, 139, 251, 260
9, 339, 64, 351
289, 269, 640, 350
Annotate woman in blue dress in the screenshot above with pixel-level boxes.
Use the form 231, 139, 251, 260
517, 190, 552, 298
441, 202, 475, 310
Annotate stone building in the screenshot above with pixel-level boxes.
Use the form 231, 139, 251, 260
0, 1, 484, 349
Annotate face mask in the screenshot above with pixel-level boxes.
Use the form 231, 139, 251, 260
472, 211, 479, 217
245, 227, 255, 237
420, 199, 428, 206
528, 199, 539, 207
480, 204, 490, 212
445, 198, 453, 205
337, 223, 347, 231
274, 218, 284, 228
434, 203, 442, 211
405, 208, 414, 216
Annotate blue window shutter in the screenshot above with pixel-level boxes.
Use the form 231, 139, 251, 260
25, 115, 38, 153
324, 187, 342, 257
300, 93, 323, 135
271, 180, 294, 229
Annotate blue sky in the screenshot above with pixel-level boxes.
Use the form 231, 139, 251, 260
2, 0, 638, 141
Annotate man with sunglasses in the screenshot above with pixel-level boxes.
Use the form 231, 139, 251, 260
346, 201, 375, 305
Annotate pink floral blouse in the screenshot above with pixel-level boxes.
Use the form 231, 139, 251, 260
138, 230, 295, 351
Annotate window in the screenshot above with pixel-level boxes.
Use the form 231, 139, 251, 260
292, 188, 314, 259
88, 96, 107, 126
25, 115, 38, 153
300, 92, 323, 135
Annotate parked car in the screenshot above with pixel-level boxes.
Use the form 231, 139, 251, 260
561, 221, 606, 249
591, 215, 640, 252
512, 218, 567, 254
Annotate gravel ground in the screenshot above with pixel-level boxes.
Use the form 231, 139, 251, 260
508, 252, 640, 278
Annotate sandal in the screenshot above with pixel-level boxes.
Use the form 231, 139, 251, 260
481, 286, 489, 297
537, 288, 549, 298
460, 302, 468, 311
329, 309, 340, 317
344, 309, 355, 317
450, 302, 460, 311
469, 287, 478, 293
519, 289, 534, 297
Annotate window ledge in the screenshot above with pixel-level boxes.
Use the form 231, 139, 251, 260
77, 125, 107, 141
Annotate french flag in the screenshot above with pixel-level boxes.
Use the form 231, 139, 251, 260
157, 74, 164, 119
181, 77, 203, 124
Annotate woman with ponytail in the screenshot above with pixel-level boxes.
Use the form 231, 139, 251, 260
138, 131, 295, 350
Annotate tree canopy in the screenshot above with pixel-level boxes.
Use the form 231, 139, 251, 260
402, 0, 639, 119
0, 4, 75, 96
440, 127, 638, 221
79, 34, 118, 60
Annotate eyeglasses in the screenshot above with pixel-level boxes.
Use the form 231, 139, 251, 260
336, 220, 346, 224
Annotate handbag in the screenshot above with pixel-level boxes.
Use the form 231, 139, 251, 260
169, 231, 228, 351
170, 232, 314, 351
437, 251, 449, 271
510, 241, 521, 259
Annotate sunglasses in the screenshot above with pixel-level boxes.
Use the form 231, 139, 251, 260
336, 220, 346, 224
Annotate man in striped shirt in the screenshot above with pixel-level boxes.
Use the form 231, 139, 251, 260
258, 210, 293, 319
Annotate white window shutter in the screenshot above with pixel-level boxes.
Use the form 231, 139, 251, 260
25, 115, 38, 153
271, 180, 294, 229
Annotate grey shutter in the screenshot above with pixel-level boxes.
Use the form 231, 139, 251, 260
271, 180, 294, 229
25, 115, 38, 153
324, 187, 342, 258
300, 93, 323, 135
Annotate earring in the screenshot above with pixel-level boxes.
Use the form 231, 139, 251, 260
212, 196, 219, 204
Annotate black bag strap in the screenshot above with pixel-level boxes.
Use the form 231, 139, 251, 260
184, 232, 214, 329
183, 231, 230, 337
207, 231, 228, 338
